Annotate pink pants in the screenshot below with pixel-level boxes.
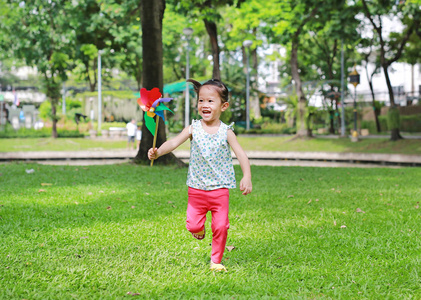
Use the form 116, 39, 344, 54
186, 187, 230, 264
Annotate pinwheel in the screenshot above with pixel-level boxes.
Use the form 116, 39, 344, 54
137, 87, 173, 166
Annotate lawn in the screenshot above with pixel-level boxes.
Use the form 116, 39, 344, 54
0, 163, 420, 299
1, 136, 421, 155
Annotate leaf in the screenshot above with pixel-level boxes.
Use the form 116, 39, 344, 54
131, 206, 135, 209
38, 189, 46, 193
106, 206, 112, 210
127, 292, 141, 296
144, 113, 156, 136
334, 220, 337, 226
356, 208, 365, 213
341, 225, 347, 229
41, 183, 52, 186
25, 169, 35, 174
226, 245, 235, 252
307, 199, 312, 204
287, 195, 294, 198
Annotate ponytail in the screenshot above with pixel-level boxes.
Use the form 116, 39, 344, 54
187, 78, 229, 103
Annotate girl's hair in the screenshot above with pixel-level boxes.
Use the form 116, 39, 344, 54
187, 78, 229, 103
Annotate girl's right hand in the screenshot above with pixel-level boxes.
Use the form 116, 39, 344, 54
148, 148, 159, 160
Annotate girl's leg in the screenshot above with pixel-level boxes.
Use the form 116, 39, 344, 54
209, 188, 230, 264
186, 187, 208, 236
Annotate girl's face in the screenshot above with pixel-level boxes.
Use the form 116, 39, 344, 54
197, 86, 229, 124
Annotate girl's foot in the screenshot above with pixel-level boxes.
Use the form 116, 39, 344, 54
192, 228, 205, 240
210, 260, 227, 272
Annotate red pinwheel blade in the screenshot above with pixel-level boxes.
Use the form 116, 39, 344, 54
140, 87, 162, 107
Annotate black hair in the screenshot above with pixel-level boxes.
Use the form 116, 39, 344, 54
187, 78, 229, 103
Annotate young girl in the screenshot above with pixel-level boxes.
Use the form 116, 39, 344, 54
148, 78, 252, 271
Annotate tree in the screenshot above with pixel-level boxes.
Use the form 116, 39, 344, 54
174, 0, 245, 80
361, 0, 415, 140
358, 38, 382, 132
1, 0, 75, 138
134, 0, 184, 166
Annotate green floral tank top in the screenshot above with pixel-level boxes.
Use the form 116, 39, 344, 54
186, 119, 236, 191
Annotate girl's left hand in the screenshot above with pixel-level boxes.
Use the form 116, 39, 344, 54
240, 177, 252, 195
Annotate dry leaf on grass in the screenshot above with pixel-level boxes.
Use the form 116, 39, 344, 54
87, 192, 93, 195
167, 201, 173, 204
41, 183, 52, 186
127, 292, 141, 296
287, 195, 294, 198
315, 199, 319, 202
415, 202, 419, 209
106, 206, 112, 210
38, 189, 46, 193
307, 199, 312, 204
131, 206, 135, 209
226, 245, 235, 252
356, 208, 365, 213
341, 225, 347, 229
334, 220, 337, 226
99, 191, 104, 193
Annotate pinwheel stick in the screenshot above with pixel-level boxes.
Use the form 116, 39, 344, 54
150, 116, 160, 167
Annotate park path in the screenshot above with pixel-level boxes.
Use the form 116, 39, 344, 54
1, 149, 421, 167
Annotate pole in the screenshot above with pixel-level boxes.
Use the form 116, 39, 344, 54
340, 40, 346, 137
184, 39, 190, 128
98, 50, 102, 132
62, 82, 66, 115
245, 49, 250, 131
353, 86, 357, 133
0, 101, 3, 128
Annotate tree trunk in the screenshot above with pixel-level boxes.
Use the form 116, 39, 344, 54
329, 109, 335, 134
291, 38, 307, 137
365, 62, 381, 133
204, 19, 220, 80
135, 0, 185, 166
382, 64, 402, 141
51, 101, 58, 138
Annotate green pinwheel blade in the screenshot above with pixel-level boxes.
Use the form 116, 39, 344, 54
155, 103, 173, 114
144, 113, 156, 136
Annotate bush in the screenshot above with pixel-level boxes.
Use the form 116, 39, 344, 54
361, 114, 421, 133
0, 126, 84, 138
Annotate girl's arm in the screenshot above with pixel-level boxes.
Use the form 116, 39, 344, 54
227, 130, 252, 195
148, 126, 191, 160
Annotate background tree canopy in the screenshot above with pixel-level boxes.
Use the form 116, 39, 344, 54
0, 0, 420, 142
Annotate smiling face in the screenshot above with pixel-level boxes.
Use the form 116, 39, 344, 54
197, 86, 229, 125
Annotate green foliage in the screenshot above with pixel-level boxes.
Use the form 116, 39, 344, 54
38, 101, 52, 121
362, 114, 421, 133
0, 127, 84, 138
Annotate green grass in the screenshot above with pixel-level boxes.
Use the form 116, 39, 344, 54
1, 136, 421, 155
0, 138, 127, 152
1, 163, 420, 299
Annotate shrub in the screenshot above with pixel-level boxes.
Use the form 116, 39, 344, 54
361, 114, 421, 133
0, 126, 84, 138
